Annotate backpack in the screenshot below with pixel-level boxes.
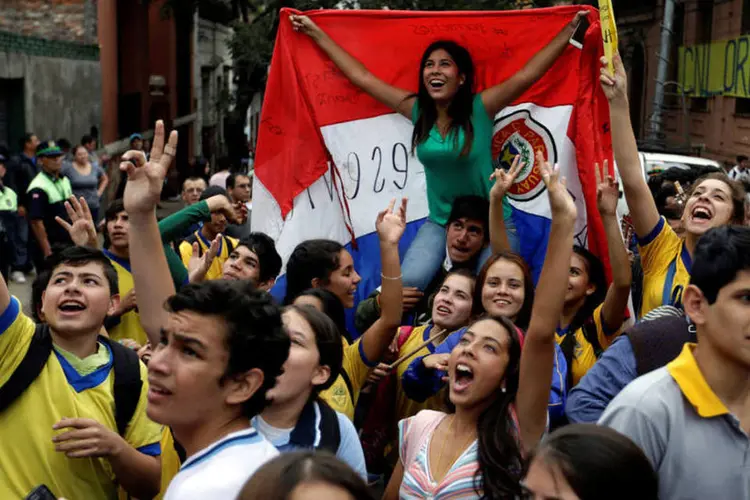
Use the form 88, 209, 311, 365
0, 324, 142, 436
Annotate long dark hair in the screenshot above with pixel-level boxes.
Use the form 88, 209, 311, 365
527, 424, 659, 500
558, 246, 607, 383
445, 315, 524, 498
411, 40, 476, 157
284, 239, 344, 305
474, 252, 534, 331
293, 288, 351, 343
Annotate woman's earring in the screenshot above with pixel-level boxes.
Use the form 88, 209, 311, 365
501, 386, 507, 393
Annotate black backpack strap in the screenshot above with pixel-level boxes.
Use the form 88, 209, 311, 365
170, 427, 187, 463
316, 400, 342, 454
225, 235, 236, 254
100, 336, 143, 436
339, 369, 355, 405
182, 232, 201, 257
0, 324, 52, 414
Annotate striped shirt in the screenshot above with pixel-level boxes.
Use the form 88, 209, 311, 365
398, 412, 481, 499
163, 427, 278, 499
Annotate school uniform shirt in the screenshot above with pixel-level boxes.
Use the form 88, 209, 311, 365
637, 217, 691, 318
0, 297, 162, 500
554, 304, 622, 386
157, 429, 183, 500
178, 232, 238, 281
599, 344, 750, 500
162, 427, 278, 500
319, 337, 375, 420
395, 325, 446, 421
103, 249, 148, 346
252, 400, 367, 480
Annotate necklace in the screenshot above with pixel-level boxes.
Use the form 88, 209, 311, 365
433, 415, 475, 483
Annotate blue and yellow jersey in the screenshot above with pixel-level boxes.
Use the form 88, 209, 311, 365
320, 336, 375, 420
637, 217, 692, 318
555, 303, 622, 386
103, 249, 148, 346
395, 325, 445, 421
0, 297, 162, 500
156, 428, 182, 500
178, 232, 238, 281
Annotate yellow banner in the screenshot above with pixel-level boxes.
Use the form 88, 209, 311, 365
679, 36, 750, 98
599, 0, 618, 73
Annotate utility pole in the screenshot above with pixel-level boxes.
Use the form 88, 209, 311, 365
648, 0, 676, 144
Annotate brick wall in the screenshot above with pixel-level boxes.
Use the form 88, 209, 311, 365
0, 0, 92, 44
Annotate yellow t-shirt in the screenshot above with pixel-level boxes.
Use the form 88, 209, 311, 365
555, 303, 622, 385
0, 297, 162, 500
156, 428, 182, 499
103, 250, 149, 346
319, 337, 373, 420
395, 325, 445, 421
637, 217, 692, 318
178, 232, 239, 282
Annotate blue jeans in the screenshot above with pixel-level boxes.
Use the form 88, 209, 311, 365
401, 217, 519, 291
7, 213, 29, 271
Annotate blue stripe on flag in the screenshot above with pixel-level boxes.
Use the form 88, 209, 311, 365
512, 208, 552, 284
271, 218, 426, 338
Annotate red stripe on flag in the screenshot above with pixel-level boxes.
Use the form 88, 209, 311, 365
569, 20, 614, 280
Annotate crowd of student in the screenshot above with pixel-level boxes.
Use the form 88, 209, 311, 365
0, 10, 749, 500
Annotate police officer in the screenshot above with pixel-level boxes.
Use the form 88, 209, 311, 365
27, 140, 73, 270
0, 150, 16, 281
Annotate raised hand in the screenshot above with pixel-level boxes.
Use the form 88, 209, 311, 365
120, 120, 178, 214
289, 14, 322, 39
595, 160, 619, 217
115, 289, 138, 316
490, 154, 524, 200
56, 196, 98, 248
206, 194, 242, 224
188, 236, 221, 283
376, 198, 408, 245
600, 52, 628, 104
569, 10, 589, 29
538, 150, 576, 220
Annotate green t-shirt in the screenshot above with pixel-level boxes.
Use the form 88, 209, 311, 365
412, 93, 509, 225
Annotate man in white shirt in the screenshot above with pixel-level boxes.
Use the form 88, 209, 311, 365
728, 155, 750, 183
121, 121, 290, 499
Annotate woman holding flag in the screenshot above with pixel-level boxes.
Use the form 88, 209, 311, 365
289, 10, 588, 293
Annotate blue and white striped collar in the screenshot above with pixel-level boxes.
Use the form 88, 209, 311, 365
181, 427, 261, 471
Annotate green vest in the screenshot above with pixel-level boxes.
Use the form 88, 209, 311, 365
0, 186, 17, 212
27, 172, 72, 203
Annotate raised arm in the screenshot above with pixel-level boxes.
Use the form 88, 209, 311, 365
290, 15, 415, 119
121, 121, 179, 346
595, 161, 632, 332
359, 198, 407, 363
481, 11, 587, 118
516, 151, 576, 452
601, 53, 659, 237
489, 155, 524, 253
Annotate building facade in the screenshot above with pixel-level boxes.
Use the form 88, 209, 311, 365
0, 0, 101, 151
619, 0, 750, 166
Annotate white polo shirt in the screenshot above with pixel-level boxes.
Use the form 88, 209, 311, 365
163, 427, 279, 500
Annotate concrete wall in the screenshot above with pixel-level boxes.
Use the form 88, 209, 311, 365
0, 49, 101, 144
